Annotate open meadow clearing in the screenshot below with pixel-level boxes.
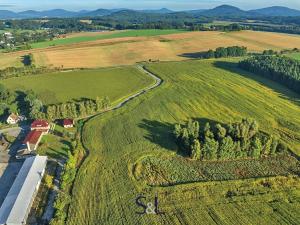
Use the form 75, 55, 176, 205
0, 66, 154, 105
2, 30, 300, 69
66, 59, 300, 225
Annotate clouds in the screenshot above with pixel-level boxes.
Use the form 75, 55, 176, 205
1, 0, 300, 11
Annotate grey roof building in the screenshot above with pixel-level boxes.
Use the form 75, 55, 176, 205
0, 156, 47, 225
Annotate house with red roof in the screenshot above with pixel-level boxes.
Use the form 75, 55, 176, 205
31, 120, 50, 133
63, 119, 74, 128
23, 130, 44, 152
21, 120, 50, 153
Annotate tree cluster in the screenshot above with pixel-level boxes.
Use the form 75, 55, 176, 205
44, 96, 110, 120
198, 46, 247, 59
239, 55, 300, 94
174, 118, 286, 161
0, 84, 17, 119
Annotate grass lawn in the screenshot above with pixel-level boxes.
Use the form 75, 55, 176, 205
66, 59, 300, 225
30, 29, 188, 49
287, 52, 300, 60
1, 66, 154, 105
38, 134, 72, 159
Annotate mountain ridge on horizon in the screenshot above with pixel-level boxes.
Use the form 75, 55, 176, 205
0, 4, 300, 19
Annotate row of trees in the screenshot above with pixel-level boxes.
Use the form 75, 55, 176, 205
174, 118, 286, 161
44, 97, 110, 120
239, 55, 300, 94
198, 46, 248, 59
0, 65, 56, 80
25, 94, 110, 120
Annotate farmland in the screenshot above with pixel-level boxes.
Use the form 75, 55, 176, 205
66, 59, 300, 225
2, 30, 300, 69
30, 29, 187, 48
1, 66, 154, 105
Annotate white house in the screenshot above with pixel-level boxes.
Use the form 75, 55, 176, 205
6, 113, 20, 125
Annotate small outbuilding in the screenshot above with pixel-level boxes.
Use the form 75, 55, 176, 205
63, 119, 74, 128
6, 113, 20, 125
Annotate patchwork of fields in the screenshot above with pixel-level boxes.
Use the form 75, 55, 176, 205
2, 30, 300, 69
30, 29, 187, 48
66, 59, 300, 225
0, 29, 299, 224
1, 66, 154, 104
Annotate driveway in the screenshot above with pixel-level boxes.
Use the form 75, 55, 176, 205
0, 126, 29, 163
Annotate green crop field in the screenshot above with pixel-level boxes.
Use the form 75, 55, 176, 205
30, 29, 188, 49
1, 66, 154, 105
66, 59, 300, 225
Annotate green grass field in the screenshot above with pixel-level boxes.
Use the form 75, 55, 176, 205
30, 29, 188, 49
66, 59, 300, 225
1, 66, 154, 105
287, 53, 300, 60
38, 134, 72, 159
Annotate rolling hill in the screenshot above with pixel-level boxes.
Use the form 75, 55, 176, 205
1, 5, 300, 19
250, 6, 300, 17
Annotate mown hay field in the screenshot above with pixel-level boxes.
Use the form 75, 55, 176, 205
1, 66, 154, 105
66, 59, 300, 225
2, 30, 300, 69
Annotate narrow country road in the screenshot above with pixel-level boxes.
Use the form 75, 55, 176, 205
111, 65, 162, 110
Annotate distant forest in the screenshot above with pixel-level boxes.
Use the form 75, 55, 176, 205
1, 11, 300, 34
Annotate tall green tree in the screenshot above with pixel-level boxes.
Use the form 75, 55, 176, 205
191, 139, 201, 160
250, 137, 262, 158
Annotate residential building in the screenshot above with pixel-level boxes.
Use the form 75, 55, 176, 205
6, 113, 20, 125
23, 130, 44, 152
31, 120, 50, 133
63, 119, 74, 128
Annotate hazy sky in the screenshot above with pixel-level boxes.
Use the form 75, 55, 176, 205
1, 0, 300, 11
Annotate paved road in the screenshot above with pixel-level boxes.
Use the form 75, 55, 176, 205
112, 65, 162, 110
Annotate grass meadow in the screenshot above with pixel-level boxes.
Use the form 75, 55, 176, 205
287, 53, 300, 60
30, 29, 187, 48
66, 59, 300, 225
1, 66, 154, 105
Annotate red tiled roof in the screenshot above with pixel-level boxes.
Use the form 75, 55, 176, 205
63, 119, 73, 126
23, 130, 43, 145
31, 120, 49, 129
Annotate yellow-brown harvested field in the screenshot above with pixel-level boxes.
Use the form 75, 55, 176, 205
1, 30, 300, 69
